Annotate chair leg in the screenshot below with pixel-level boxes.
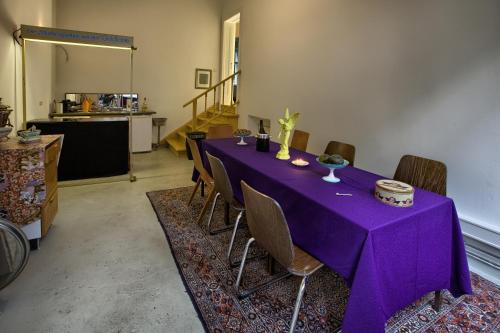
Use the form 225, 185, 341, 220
235, 238, 292, 299
196, 187, 216, 225
188, 177, 201, 206
235, 237, 255, 291
267, 255, 276, 275
227, 211, 267, 268
289, 276, 308, 333
227, 211, 244, 260
208, 202, 241, 235
433, 290, 442, 311
206, 192, 221, 231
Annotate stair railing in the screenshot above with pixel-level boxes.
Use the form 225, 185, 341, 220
183, 70, 241, 131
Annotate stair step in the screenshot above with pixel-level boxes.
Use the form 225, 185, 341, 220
197, 115, 211, 122
186, 118, 233, 130
166, 137, 186, 156
163, 102, 239, 151
206, 111, 239, 118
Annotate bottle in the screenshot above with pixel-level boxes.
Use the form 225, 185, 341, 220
256, 119, 270, 152
141, 97, 148, 112
258, 119, 266, 134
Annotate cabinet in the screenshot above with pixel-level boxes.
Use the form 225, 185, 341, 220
130, 115, 152, 152
0, 135, 62, 240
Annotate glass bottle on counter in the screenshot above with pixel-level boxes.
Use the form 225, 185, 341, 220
141, 97, 148, 112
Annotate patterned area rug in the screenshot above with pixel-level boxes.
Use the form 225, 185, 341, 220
147, 186, 499, 333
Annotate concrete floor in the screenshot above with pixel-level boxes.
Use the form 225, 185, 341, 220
0, 148, 205, 333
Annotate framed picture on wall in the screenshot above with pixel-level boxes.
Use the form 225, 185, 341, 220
195, 68, 212, 89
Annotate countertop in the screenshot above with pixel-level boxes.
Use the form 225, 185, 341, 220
0, 134, 61, 151
29, 117, 129, 123
50, 111, 156, 117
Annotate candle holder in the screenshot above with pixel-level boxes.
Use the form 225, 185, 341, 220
316, 158, 349, 183
291, 158, 309, 167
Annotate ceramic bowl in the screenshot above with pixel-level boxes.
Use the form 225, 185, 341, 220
18, 129, 41, 138
0, 127, 12, 140
316, 158, 349, 183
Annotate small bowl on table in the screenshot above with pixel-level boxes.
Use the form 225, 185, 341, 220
316, 157, 349, 183
18, 128, 41, 139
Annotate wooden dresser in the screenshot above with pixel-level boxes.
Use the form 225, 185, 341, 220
40, 137, 61, 236
0, 135, 62, 243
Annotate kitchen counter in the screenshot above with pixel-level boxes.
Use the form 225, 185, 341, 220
27, 118, 129, 181
49, 111, 156, 117
44, 113, 154, 153
31, 117, 129, 122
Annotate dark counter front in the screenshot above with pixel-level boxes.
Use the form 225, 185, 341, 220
27, 118, 129, 181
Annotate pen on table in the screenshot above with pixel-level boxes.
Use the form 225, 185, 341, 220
336, 193, 352, 196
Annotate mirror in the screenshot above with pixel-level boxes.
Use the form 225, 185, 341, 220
0, 218, 30, 291
64, 93, 139, 112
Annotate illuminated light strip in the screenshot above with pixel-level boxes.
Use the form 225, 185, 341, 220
23, 38, 132, 50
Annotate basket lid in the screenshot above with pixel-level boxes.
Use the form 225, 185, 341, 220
376, 179, 414, 194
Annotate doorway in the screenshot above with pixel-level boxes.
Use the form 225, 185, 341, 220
221, 13, 240, 106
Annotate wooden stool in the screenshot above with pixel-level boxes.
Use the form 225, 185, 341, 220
152, 117, 167, 150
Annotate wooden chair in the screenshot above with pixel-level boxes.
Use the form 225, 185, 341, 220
206, 152, 246, 261
186, 137, 214, 225
324, 141, 356, 166
207, 125, 233, 139
393, 154, 447, 311
290, 129, 310, 151
394, 155, 447, 196
237, 181, 324, 333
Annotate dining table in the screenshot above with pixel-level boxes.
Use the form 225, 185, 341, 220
198, 137, 472, 333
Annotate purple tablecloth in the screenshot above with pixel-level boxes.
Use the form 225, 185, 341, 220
200, 137, 472, 333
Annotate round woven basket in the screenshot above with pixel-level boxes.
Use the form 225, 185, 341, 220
375, 179, 414, 207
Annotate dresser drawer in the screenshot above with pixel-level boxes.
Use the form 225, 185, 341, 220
44, 139, 60, 197
45, 139, 60, 165
41, 190, 58, 237
45, 158, 58, 197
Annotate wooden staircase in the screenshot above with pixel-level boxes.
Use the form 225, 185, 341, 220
165, 103, 239, 156
163, 71, 241, 156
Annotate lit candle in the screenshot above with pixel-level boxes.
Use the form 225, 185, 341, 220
292, 158, 309, 166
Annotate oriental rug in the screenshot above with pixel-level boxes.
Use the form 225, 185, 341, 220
147, 186, 499, 333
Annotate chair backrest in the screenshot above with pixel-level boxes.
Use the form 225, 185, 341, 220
394, 155, 447, 195
186, 137, 211, 181
207, 125, 233, 139
241, 181, 295, 268
290, 129, 310, 151
206, 152, 234, 203
324, 141, 356, 166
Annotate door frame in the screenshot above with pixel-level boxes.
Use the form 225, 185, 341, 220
221, 13, 240, 105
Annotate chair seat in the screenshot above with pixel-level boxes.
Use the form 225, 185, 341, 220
288, 246, 324, 276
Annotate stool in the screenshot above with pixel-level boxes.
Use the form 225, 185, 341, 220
152, 117, 167, 150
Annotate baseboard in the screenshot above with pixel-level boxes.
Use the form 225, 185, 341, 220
460, 217, 500, 285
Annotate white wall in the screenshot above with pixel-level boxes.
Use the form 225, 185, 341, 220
0, 0, 56, 130
223, 0, 500, 235
55, 0, 222, 139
